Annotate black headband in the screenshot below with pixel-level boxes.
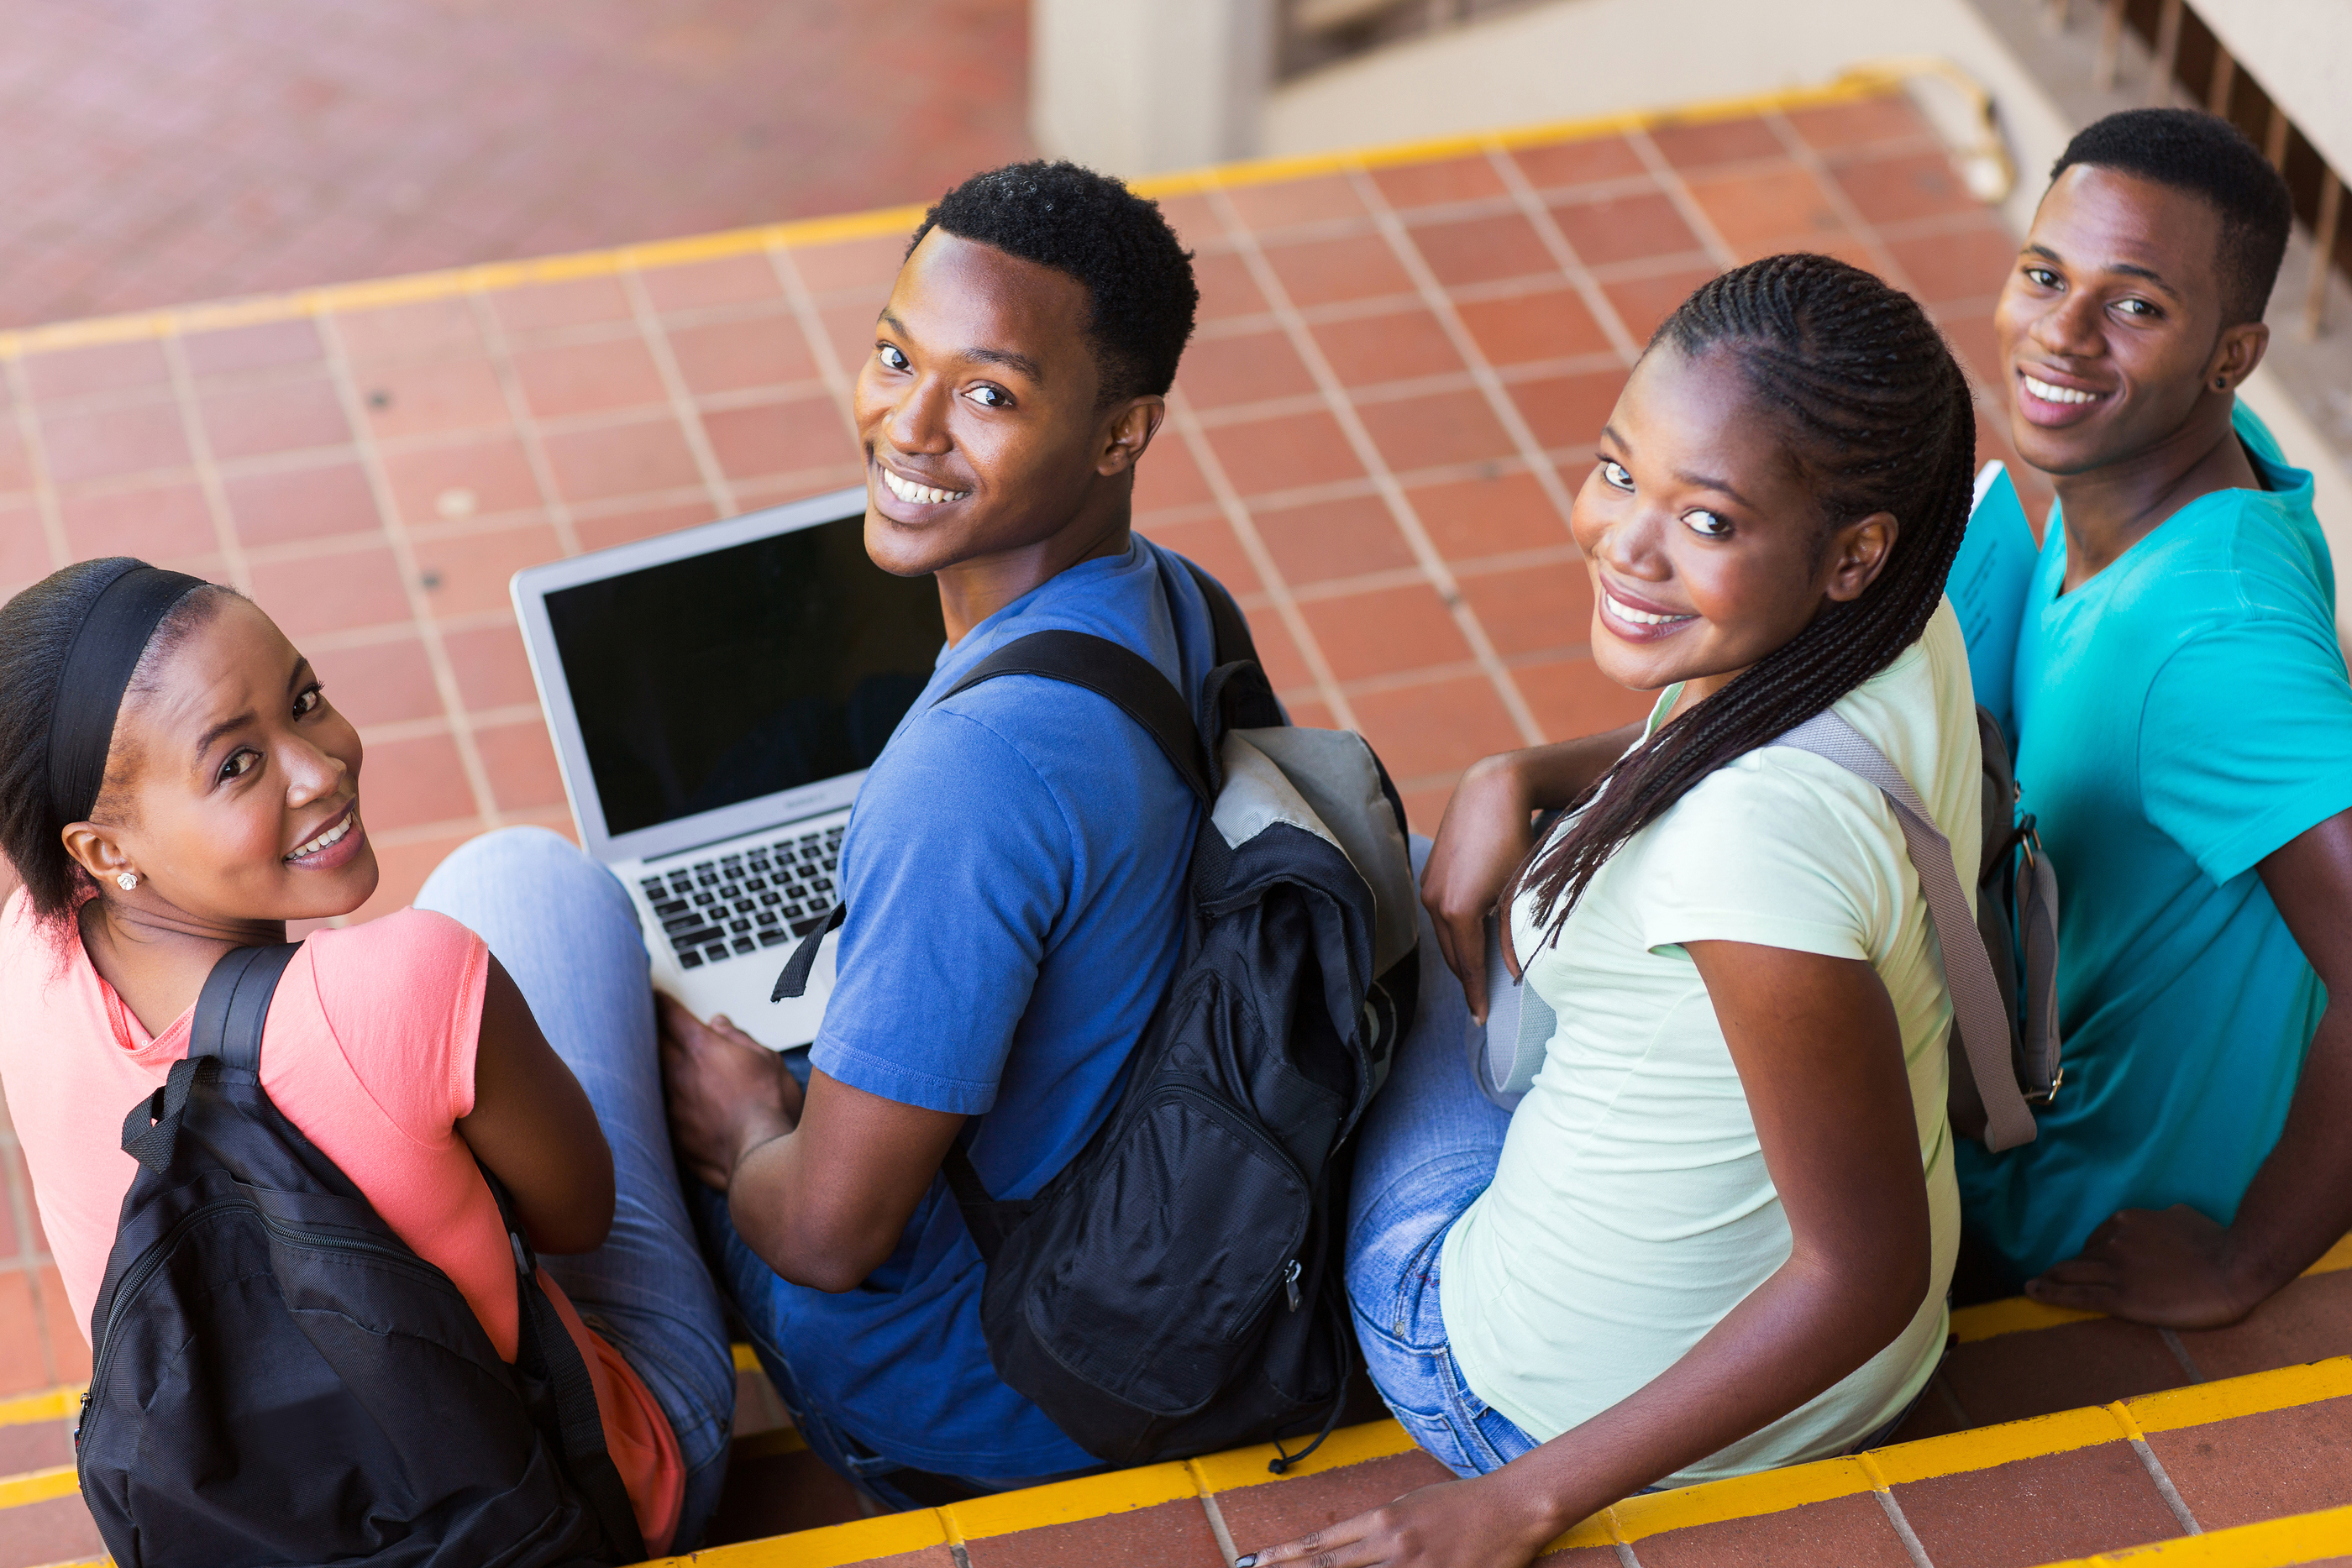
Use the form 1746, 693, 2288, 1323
46, 562, 207, 826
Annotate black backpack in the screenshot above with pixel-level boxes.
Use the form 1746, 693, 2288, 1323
76, 942, 646, 1568
776, 561, 1419, 1469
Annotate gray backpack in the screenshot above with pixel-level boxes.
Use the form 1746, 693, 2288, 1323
1470, 705, 2060, 1151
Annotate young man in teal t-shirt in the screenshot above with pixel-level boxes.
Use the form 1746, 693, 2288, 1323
1956, 109, 2352, 1325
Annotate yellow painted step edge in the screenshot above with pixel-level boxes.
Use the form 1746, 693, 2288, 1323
1953, 1231, 2352, 1344
2025, 1501, 2352, 1568
0, 66, 1929, 362
0, 1386, 82, 1428
0, 1466, 77, 1509
732, 1343, 761, 1374
632, 1356, 2352, 1565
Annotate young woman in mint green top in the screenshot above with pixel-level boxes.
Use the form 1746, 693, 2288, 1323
1241, 255, 1982, 1568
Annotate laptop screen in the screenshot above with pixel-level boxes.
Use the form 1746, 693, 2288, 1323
542, 511, 946, 838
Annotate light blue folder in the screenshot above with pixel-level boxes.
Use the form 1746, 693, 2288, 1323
1949, 460, 2040, 740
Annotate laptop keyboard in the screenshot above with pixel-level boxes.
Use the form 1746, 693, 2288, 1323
638, 824, 846, 970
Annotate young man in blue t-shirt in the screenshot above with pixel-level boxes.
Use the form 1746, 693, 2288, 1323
657, 165, 1228, 1500
1957, 109, 2352, 1325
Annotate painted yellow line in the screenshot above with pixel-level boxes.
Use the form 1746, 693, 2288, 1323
942, 1460, 1195, 1542
1606, 1455, 1876, 1545
1184, 1417, 1419, 1493
648, 1508, 948, 1567
1951, 1295, 2104, 1343
0, 70, 1934, 363
2024, 1502, 2352, 1567
0, 1387, 82, 1428
2128, 1357, 2352, 1437
1872, 1403, 2124, 1486
732, 1343, 761, 1374
1953, 1230, 2352, 1344
0, 1466, 78, 1509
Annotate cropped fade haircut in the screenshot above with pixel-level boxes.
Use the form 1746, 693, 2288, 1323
2050, 108, 2293, 326
907, 161, 1199, 408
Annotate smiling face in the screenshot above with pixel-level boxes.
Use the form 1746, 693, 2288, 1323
1572, 344, 1897, 705
65, 596, 376, 927
1994, 164, 2267, 478
853, 229, 1163, 604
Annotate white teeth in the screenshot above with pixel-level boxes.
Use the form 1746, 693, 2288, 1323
2023, 374, 2098, 406
881, 467, 969, 506
287, 814, 353, 860
1604, 590, 1693, 628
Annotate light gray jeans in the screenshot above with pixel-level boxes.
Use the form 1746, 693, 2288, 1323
417, 826, 737, 1550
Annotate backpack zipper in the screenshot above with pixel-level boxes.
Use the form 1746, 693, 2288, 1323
1147, 1084, 1314, 1334
80, 1196, 458, 1485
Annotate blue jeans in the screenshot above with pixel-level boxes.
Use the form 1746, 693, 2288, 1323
417, 827, 738, 1550
1345, 839, 1538, 1478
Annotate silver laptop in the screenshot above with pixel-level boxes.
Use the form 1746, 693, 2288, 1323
510, 485, 944, 1051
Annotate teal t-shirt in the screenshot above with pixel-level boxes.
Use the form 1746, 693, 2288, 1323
1956, 405, 2352, 1282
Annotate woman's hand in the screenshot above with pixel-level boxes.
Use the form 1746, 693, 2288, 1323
657, 994, 802, 1190
1422, 756, 1539, 1021
1421, 725, 1644, 1020
1238, 1473, 1564, 1568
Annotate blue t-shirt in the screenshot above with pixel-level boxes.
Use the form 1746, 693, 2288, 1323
1956, 405, 2352, 1280
765, 538, 1219, 1476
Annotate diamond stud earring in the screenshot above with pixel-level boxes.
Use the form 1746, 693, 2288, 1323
115, 872, 138, 891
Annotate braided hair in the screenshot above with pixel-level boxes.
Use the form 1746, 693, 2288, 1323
1515, 253, 1977, 941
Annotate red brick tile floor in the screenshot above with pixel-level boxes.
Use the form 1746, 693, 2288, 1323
0, 88, 2124, 1565
0, 0, 1029, 331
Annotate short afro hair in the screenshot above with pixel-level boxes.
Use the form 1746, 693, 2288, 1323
906, 161, 1199, 407
2050, 108, 2292, 326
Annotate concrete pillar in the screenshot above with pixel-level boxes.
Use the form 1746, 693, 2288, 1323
1030, 0, 1274, 178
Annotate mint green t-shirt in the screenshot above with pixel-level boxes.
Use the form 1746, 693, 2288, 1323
1441, 604, 1977, 1484
1956, 405, 2352, 1282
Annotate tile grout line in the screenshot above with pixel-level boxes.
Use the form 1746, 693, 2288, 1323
2107, 1401, 2203, 1539
462, 291, 585, 560
1622, 129, 1743, 270
1164, 389, 1358, 730
5, 359, 73, 575
1185, 1460, 1244, 1567
762, 244, 865, 448
617, 264, 739, 519
1756, 110, 1921, 296
2159, 1328, 2207, 1384
1349, 167, 1586, 530
1205, 178, 1544, 747
1858, 1453, 1938, 1568
314, 311, 501, 834
157, 330, 255, 595
0, 1123, 67, 1388
1486, 149, 1646, 366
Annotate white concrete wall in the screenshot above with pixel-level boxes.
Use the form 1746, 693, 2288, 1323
1257, 0, 2352, 616
1030, 0, 1273, 177
2196, 0, 2352, 177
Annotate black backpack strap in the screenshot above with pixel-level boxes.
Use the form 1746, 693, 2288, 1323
1178, 554, 1257, 667
481, 1167, 647, 1564
938, 1141, 1027, 1264
123, 942, 302, 1173
190, 942, 301, 1072
772, 902, 846, 1003
942, 628, 1213, 805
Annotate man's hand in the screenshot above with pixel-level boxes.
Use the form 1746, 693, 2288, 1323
657, 994, 801, 1190
1238, 1475, 1563, 1568
2026, 1204, 2253, 1329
